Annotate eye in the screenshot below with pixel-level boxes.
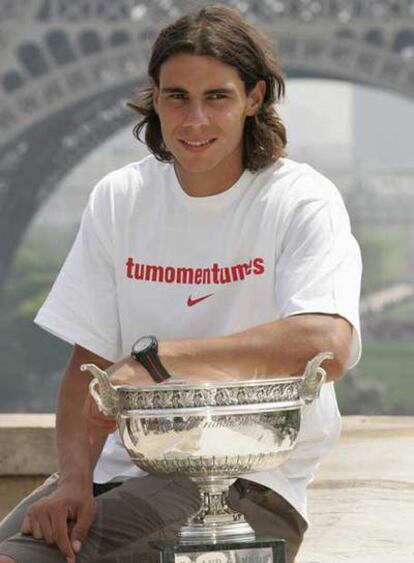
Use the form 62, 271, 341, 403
169, 92, 187, 100
208, 93, 228, 100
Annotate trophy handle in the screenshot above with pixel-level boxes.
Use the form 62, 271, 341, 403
300, 352, 334, 404
81, 363, 120, 417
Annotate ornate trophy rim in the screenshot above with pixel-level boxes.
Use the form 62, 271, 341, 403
116, 379, 303, 411
82, 351, 333, 415
114, 374, 302, 392
118, 400, 303, 417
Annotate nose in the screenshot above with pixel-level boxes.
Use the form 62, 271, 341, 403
183, 100, 209, 127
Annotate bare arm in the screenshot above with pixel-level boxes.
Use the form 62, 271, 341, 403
21, 344, 113, 563
106, 313, 353, 389
160, 313, 353, 382
56, 344, 113, 487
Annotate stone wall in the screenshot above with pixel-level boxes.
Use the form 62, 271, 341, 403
0, 414, 56, 519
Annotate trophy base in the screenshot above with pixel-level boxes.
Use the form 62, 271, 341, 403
151, 536, 286, 563
178, 520, 255, 543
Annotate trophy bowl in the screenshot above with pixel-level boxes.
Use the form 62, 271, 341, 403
82, 352, 332, 544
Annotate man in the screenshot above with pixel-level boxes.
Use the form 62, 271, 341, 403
0, 5, 361, 563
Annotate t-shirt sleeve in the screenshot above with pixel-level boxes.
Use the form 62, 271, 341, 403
34, 181, 122, 362
275, 196, 362, 368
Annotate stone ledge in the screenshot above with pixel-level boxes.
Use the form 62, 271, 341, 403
0, 414, 56, 476
0, 477, 46, 520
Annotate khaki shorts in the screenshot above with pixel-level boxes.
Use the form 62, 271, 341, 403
0, 474, 307, 563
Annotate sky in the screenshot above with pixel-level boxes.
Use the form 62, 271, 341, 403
280, 79, 354, 168
353, 84, 414, 171
281, 79, 414, 171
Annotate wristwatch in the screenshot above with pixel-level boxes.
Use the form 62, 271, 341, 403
131, 335, 171, 383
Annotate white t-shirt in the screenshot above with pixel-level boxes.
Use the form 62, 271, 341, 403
35, 156, 362, 521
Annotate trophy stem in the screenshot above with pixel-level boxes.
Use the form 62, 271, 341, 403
178, 477, 255, 544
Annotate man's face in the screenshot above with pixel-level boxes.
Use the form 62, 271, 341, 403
152, 53, 264, 195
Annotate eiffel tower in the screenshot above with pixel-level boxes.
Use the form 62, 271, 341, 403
1, 0, 413, 285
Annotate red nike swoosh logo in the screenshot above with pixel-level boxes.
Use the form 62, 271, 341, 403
187, 293, 214, 307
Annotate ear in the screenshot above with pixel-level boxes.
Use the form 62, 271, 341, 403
151, 79, 159, 113
246, 80, 266, 116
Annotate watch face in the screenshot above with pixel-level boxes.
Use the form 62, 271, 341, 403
133, 335, 156, 354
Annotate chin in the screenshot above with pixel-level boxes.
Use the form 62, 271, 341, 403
173, 155, 219, 173
181, 162, 221, 175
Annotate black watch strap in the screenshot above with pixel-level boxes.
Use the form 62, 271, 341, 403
131, 336, 171, 383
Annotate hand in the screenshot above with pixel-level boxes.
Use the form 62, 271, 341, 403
83, 391, 117, 446
106, 356, 154, 386
21, 483, 97, 563
84, 356, 154, 445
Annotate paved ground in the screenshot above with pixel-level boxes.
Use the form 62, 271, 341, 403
297, 416, 414, 563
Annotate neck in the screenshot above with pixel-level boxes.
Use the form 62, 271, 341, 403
174, 162, 244, 198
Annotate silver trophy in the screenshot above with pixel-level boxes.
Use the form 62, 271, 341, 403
82, 352, 332, 562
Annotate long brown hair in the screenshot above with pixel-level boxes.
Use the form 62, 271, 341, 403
127, 4, 287, 172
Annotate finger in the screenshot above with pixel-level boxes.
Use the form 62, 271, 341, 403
89, 417, 116, 430
83, 395, 112, 421
34, 511, 55, 544
84, 399, 115, 428
87, 413, 117, 432
31, 517, 43, 540
25, 508, 43, 540
70, 502, 96, 554
89, 412, 116, 428
20, 514, 32, 535
52, 511, 75, 562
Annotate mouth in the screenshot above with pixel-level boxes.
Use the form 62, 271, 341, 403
179, 138, 217, 150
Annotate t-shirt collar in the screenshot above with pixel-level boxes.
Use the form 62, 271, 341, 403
168, 164, 253, 209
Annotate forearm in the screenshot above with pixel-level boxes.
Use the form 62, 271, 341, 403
56, 346, 112, 488
160, 314, 352, 382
